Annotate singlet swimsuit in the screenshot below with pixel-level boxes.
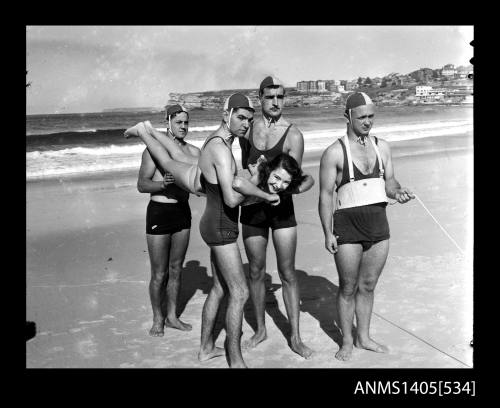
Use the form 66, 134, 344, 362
333, 136, 390, 250
198, 135, 240, 246
240, 123, 297, 230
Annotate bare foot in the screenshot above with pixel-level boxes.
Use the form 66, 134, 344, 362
242, 330, 267, 350
143, 120, 154, 134
124, 122, 145, 138
335, 343, 353, 361
149, 319, 165, 337
165, 317, 192, 331
355, 337, 389, 353
198, 346, 226, 362
290, 338, 314, 359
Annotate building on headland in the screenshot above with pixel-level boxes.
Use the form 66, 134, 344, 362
442, 64, 456, 77
415, 86, 447, 102
169, 63, 473, 110
344, 80, 358, 91
296, 81, 309, 92
296, 79, 341, 93
456, 65, 473, 79
316, 80, 327, 92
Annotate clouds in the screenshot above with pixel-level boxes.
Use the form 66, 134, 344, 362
26, 26, 473, 114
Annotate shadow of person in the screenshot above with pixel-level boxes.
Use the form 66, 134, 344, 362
162, 259, 212, 319
242, 264, 290, 341
296, 269, 343, 347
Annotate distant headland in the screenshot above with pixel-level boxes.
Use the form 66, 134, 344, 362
102, 107, 162, 113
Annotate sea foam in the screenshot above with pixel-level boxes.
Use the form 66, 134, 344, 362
26, 119, 472, 180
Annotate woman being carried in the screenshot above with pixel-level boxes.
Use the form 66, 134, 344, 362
124, 120, 314, 199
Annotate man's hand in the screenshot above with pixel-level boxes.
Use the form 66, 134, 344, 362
325, 234, 339, 255
248, 155, 267, 176
395, 187, 414, 204
266, 193, 280, 207
163, 172, 175, 188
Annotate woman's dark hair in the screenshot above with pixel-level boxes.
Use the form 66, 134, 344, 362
257, 153, 306, 192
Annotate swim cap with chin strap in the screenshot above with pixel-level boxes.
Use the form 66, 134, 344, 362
223, 93, 255, 131
344, 92, 374, 123
165, 104, 188, 135
344, 92, 374, 146
259, 76, 285, 127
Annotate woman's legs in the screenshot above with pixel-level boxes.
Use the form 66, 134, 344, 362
143, 121, 198, 164
125, 123, 203, 194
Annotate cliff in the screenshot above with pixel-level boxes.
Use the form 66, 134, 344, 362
102, 107, 162, 113
167, 88, 344, 110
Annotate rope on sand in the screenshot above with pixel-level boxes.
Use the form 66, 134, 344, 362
413, 193, 465, 256
373, 312, 471, 368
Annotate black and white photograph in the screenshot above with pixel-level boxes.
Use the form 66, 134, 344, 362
26, 25, 473, 372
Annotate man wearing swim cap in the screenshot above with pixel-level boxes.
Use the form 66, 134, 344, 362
237, 76, 314, 359
137, 105, 200, 337
197, 93, 280, 368
318, 92, 414, 361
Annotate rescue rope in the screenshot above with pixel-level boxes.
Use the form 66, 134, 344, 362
413, 193, 465, 255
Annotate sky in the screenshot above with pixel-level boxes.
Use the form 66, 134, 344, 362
26, 26, 473, 115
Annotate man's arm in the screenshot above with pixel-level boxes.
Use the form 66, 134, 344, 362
379, 140, 414, 203
137, 149, 170, 193
283, 171, 315, 195
238, 127, 251, 169
211, 143, 279, 208
318, 145, 340, 255
284, 125, 305, 166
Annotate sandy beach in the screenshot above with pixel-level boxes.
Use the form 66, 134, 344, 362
26, 133, 473, 368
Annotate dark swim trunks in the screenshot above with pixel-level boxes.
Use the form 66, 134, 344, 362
333, 203, 390, 251
240, 194, 296, 229
239, 123, 297, 230
146, 200, 191, 235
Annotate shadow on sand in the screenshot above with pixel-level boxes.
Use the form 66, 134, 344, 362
160, 259, 212, 319
241, 266, 343, 349
296, 269, 342, 347
179, 262, 344, 362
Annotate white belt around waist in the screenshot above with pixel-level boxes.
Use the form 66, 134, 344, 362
335, 134, 388, 210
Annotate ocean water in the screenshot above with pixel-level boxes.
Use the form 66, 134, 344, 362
26, 105, 473, 180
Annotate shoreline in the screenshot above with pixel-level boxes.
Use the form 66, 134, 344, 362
26, 131, 473, 183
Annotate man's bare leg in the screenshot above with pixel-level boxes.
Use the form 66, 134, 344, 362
198, 250, 226, 362
334, 243, 363, 361
146, 233, 171, 337
143, 120, 198, 164
354, 240, 390, 353
210, 243, 249, 368
125, 123, 202, 194
273, 227, 314, 359
242, 226, 269, 349
164, 228, 192, 331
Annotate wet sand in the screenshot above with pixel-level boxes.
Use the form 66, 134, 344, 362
26, 133, 473, 368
